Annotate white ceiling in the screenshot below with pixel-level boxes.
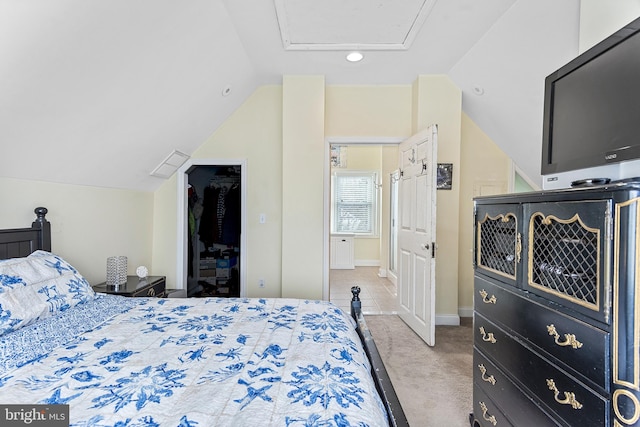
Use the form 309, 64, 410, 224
0, 0, 580, 192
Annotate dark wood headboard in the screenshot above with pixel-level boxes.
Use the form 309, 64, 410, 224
0, 207, 51, 259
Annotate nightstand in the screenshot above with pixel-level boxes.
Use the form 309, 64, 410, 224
93, 276, 166, 297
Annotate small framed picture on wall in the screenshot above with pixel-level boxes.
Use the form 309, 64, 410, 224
437, 163, 453, 190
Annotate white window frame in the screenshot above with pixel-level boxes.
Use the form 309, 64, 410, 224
331, 170, 380, 237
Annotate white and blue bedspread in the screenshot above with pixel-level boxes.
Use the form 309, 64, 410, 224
0, 295, 388, 427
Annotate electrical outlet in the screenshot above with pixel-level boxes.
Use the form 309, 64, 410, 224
258, 279, 265, 288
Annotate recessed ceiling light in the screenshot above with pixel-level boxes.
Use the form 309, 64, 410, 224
346, 52, 364, 62
472, 86, 485, 96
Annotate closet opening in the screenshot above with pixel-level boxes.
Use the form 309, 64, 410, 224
183, 164, 243, 298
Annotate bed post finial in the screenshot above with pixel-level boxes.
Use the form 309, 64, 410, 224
32, 207, 51, 252
351, 286, 361, 301
350, 286, 361, 320
34, 207, 48, 220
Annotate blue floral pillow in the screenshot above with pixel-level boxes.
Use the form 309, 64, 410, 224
0, 250, 95, 336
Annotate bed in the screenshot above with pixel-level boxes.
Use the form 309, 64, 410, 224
0, 208, 408, 427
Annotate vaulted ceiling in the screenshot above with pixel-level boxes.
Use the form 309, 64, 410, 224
0, 0, 580, 191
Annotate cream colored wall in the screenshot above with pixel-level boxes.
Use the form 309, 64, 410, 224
151, 77, 502, 317
153, 78, 466, 317
152, 83, 414, 300
282, 76, 325, 299
0, 177, 153, 286
457, 113, 511, 316
151, 173, 178, 289
325, 85, 412, 137
412, 75, 462, 321
152, 86, 284, 297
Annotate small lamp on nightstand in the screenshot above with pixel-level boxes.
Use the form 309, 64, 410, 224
106, 256, 128, 287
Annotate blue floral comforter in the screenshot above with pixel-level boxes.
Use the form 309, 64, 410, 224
0, 295, 388, 426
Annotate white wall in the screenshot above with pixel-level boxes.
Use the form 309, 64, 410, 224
580, 0, 640, 52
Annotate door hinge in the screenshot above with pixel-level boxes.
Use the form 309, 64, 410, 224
432, 242, 437, 258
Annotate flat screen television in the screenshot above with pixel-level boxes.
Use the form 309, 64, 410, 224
541, 16, 640, 189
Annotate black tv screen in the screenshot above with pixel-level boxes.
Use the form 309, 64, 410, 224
541, 16, 640, 176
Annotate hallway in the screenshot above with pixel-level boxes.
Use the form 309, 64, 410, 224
329, 266, 398, 315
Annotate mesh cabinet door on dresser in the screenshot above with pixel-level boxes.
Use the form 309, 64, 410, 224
475, 203, 521, 288
471, 184, 640, 427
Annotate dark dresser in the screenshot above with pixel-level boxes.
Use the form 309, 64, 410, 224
93, 275, 166, 298
471, 183, 640, 426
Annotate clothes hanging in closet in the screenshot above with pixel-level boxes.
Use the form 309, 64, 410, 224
187, 186, 203, 276
198, 182, 240, 247
199, 185, 220, 248
221, 183, 240, 246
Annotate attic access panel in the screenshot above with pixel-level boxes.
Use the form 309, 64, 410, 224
275, 0, 436, 50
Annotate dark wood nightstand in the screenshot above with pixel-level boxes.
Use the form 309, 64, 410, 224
93, 276, 166, 297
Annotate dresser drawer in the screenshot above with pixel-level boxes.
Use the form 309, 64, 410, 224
131, 279, 166, 297
475, 275, 609, 391
474, 348, 562, 427
473, 383, 513, 427
93, 276, 166, 298
474, 313, 609, 426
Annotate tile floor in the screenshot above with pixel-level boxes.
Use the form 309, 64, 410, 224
329, 266, 398, 315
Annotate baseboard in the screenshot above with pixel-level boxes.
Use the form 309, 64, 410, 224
458, 306, 473, 318
387, 271, 397, 286
355, 259, 380, 267
377, 268, 387, 278
435, 314, 460, 326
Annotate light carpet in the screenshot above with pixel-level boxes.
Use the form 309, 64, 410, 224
365, 315, 473, 427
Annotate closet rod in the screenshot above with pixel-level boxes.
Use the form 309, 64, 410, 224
210, 176, 240, 184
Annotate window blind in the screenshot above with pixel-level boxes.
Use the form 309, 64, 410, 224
334, 173, 377, 234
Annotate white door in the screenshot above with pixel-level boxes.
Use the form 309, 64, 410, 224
397, 125, 438, 346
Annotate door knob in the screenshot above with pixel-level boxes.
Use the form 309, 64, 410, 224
421, 243, 430, 250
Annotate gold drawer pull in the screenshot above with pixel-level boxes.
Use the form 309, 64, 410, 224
546, 379, 583, 409
479, 289, 497, 304
479, 326, 497, 344
147, 288, 156, 297
478, 364, 496, 385
547, 324, 583, 349
515, 233, 522, 263
479, 401, 498, 425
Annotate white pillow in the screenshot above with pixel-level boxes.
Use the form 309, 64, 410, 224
0, 250, 95, 336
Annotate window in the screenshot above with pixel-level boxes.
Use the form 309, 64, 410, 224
332, 171, 379, 236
